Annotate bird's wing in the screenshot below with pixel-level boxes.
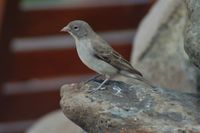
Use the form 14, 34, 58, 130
91, 38, 143, 76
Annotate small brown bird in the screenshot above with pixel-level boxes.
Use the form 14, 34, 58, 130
61, 20, 144, 92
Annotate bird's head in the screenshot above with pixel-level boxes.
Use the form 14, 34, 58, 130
61, 20, 93, 39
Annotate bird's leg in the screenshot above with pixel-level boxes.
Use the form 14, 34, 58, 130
89, 76, 110, 93
84, 74, 102, 84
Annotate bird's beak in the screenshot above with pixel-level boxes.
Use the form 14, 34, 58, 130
60, 26, 69, 32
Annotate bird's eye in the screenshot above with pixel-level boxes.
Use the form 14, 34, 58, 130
74, 26, 79, 30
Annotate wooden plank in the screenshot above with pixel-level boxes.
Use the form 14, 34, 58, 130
0, 90, 60, 122
14, 4, 151, 37
9, 43, 132, 81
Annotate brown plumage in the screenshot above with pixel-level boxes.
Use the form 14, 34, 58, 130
91, 38, 143, 77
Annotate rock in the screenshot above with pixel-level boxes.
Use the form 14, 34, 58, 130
184, 0, 200, 69
131, 0, 199, 93
60, 79, 200, 133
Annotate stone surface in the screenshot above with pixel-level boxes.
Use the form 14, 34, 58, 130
131, 0, 199, 93
27, 110, 84, 133
60, 79, 200, 133
184, 0, 200, 69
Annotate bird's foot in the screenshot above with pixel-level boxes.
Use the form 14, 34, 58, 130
112, 86, 122, 96
87, 78, 109, 93
87, 86, 106, 93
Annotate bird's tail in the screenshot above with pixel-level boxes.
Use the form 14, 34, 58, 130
120, 70, 155, 88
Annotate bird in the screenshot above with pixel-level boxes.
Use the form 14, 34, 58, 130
61, 20, 145, 92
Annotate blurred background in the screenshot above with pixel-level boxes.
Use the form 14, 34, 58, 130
0, 0, 154, 132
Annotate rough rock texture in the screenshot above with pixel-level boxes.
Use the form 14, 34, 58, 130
60, 79, 200, 133
184, 0, 200, 69
131, 0, 199, 93
27, 110, 84, 133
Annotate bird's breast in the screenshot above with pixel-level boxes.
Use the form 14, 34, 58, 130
75, 39, 117, 75
76, 40, 95, 65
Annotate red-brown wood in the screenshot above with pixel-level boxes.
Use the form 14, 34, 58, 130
14, 4, 151, 37
0, 90, 60, 122
0, 0, 6, 29
0, 0, 20, 93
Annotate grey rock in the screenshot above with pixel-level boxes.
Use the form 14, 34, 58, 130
60, 79, 200, 133
131, 0, 199, 93
184, 0, 200, 69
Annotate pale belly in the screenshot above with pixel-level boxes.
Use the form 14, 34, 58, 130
75, 41, 117, 76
